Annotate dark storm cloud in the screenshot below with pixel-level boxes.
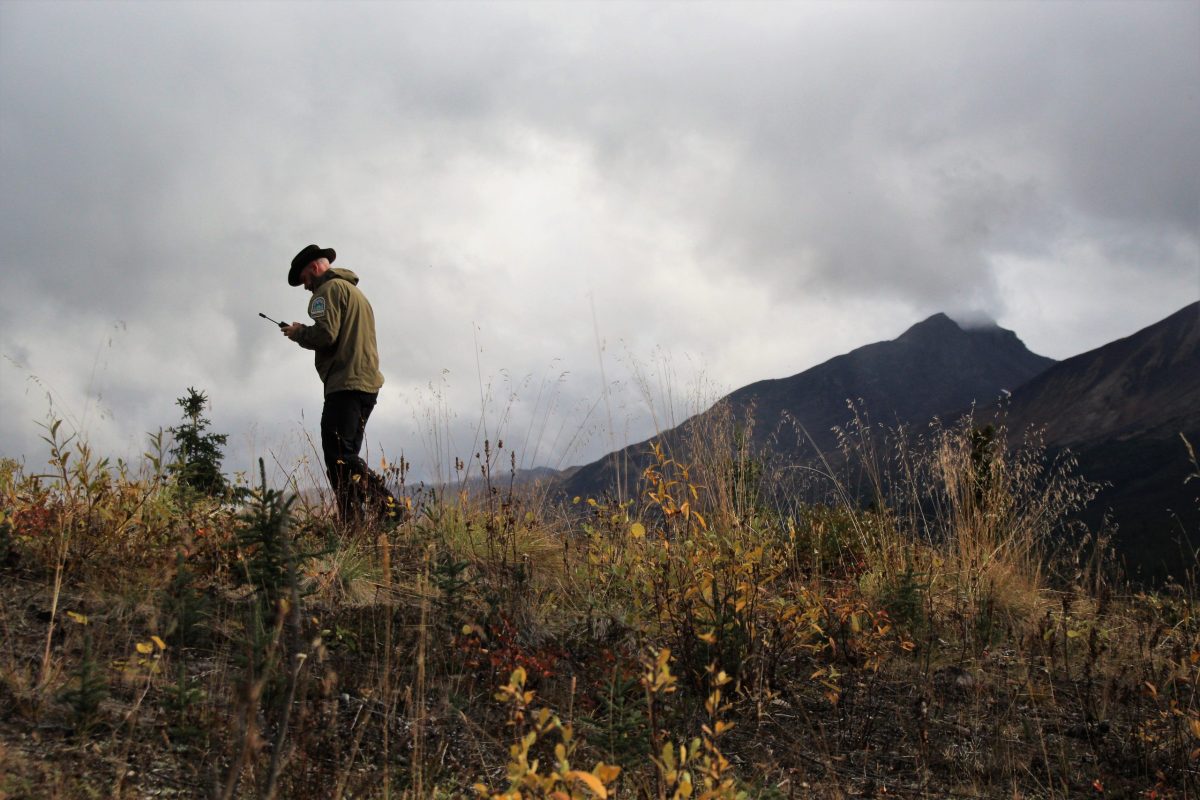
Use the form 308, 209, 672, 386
575, 2, 1200, 310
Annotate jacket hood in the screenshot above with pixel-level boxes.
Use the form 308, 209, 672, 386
323, 268, 360, 286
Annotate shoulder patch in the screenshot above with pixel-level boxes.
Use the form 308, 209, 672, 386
310, 296, 326, 318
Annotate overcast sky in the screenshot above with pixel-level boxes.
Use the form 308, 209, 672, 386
1, 0, 1197, 485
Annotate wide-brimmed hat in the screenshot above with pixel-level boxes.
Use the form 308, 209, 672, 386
289, 244, 336, 286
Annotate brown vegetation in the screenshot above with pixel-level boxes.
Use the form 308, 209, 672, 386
0, 409, 1197, 798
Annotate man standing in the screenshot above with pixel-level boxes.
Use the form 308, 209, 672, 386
283, 244, 394, 522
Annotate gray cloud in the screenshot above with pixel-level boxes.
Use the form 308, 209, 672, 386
1, 1, 1197, 481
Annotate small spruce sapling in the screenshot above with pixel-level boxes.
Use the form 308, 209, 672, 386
168, 387, 228, 498
58, 628, 108, 733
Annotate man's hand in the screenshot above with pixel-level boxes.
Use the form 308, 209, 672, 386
283, 322, 305, 341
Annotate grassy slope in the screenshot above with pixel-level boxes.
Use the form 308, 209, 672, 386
0, 414, 1197, 799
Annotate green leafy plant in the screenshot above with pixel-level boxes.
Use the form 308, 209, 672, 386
475, 666, 622, 799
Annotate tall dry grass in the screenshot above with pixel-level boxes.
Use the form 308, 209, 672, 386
0, 406, 1196, 798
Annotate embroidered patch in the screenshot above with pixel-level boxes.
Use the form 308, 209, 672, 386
310, 297, 326, 318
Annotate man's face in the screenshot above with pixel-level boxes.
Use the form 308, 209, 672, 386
300, 260, 319, 291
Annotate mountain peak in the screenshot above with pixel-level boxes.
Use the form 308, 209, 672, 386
561, 306, 1056, 503
897, 312, 1024, 349
898, 312, 963, 341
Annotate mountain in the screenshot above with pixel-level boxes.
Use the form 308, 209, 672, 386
560, 313, 1056, 500
1001, 302, 1198, 449
997, 301, 1200, 578
721, 313, 1054, 454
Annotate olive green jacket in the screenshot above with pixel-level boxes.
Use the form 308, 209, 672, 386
294, 268, 385, 396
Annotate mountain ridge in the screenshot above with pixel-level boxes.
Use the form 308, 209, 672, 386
560, 312, 1056, 500
553, 302, 1200, 579
991, 301, 1200, 578
999, 302, 1199, 449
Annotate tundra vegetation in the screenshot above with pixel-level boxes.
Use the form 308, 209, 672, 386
0, 392, 1197, 799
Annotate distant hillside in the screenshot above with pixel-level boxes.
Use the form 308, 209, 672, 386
561, 313, 1056, 500
722, 313, 1055, 454
997, 301, 1200, 579
1001, 302, 1199, 449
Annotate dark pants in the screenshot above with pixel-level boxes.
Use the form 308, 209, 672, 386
320, 390, 392, 521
